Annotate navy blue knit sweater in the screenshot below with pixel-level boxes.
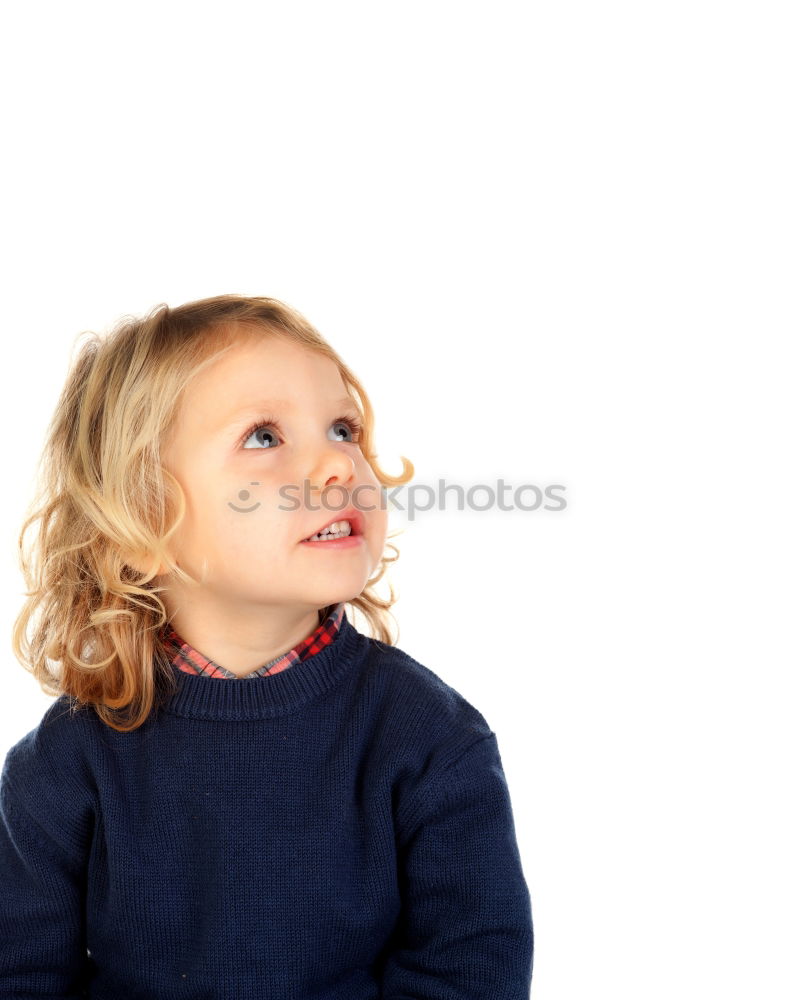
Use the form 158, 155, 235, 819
0, 612, 533, 998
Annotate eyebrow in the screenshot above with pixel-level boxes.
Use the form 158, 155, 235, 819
219, 396, 363, 428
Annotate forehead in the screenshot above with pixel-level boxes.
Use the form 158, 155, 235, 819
169, 330, 355, 441
203, 326, 337, 380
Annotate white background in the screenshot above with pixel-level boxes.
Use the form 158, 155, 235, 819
1, 3, 792, 997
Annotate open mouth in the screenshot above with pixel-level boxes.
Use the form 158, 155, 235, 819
301, 510, 364, 543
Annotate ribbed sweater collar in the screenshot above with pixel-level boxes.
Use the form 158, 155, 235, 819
162, 612, 368, 721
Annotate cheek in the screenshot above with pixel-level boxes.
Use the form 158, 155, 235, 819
368, 504, 389, 559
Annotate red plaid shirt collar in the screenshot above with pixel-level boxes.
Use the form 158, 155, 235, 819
162, 602, 346, 679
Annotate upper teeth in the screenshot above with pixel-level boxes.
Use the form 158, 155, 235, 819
306, 520, 352, 541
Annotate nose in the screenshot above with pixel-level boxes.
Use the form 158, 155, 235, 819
307, 446, 356, 498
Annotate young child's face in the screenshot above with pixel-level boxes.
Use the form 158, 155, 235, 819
158, 330, 388, 617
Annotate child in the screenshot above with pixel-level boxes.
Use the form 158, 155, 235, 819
0, 294, 534, 998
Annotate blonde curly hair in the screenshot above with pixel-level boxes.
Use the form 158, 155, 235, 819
12, 294, 414, 733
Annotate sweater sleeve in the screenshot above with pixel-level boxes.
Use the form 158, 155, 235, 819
0, 723, 93, 998
382, 732, 534, 1000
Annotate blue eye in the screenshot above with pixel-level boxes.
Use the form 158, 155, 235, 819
242, 424, 280, 450
330, 417, 362, 443
239, 415, 362, 451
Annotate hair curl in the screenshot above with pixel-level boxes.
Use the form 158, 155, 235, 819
12, 294, 414, 732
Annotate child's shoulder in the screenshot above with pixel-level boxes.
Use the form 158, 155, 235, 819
362, 634, 495, 750
2, 695, 97, 788
1, 696, 100, 854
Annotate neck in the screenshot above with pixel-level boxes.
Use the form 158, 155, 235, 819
163, 599, 325, 679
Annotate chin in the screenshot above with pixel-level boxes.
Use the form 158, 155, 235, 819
312, 588, 359, 609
